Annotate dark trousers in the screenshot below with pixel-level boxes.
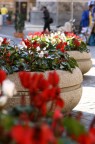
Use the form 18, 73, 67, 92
43, 20, 51, 32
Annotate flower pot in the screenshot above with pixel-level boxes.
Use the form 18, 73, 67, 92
67, 51, 92, 74
5, 67, 83, 113
14, 32, 24, 38
6, 20, 12, 25
45, 67, 83, 112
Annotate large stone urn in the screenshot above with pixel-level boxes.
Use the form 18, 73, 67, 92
67, 51, 92, 74
5, 67, 83, 113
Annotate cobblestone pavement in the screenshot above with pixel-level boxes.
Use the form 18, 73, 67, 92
0, 24, 95, 129
73, 46, 95, 129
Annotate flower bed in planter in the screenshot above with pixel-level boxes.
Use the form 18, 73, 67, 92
64, 32, 92, 74
0, 34, 83, 112
7, 67, 83, 113
49, 31, 92, 74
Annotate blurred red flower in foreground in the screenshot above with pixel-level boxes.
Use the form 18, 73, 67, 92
0, 70, 6, 84
19, 71, 64, 116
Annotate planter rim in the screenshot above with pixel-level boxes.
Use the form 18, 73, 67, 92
67, 51, 91, 60
45, 67, 83, 88
7, 67, 83, 90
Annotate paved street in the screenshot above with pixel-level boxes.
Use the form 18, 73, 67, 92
0, 23, 95, 129
73, 46, 95, 129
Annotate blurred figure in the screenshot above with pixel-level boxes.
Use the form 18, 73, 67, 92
41, 6, 51, 32
88, 1, 95, 45
80, 4, 93, 37
28, 8, 32, 22
1, 4, 8, 25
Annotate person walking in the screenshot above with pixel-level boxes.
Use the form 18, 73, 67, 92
80, 4, 93, 42
1, 4, 8, 25
41, 6, 51, 33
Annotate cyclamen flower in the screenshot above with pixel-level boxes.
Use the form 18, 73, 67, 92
73, 39, 80, 47
56, 42, 67, 52
0, 96, 8, 107
2, 38, 10, 45
36, 46, 41, 51
2, 79, 17, 98
0, 70, 6, 84
39, 51, 44, 58
11, 124, 56, 144
21, 41, 27, 48
19, 71, 31, 89
0, 37, 3, 46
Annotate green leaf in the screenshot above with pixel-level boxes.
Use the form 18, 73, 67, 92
58, 137, 77, 144
63, 117, 86, 137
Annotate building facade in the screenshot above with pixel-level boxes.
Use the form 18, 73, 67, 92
0, 0, 89, 25
0, 0, 36, 20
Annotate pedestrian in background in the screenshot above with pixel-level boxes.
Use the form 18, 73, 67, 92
80, 4, 93, 40
1, 4, 8, 25
41, 6, 51, 33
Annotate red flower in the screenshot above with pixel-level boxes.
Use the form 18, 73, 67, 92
2, 38, 10, 45
19, 71, 63, 116
0, 70, 6, 84
22, 39, 32, 48
11, 124, 57, 144
11, 125, 32, 144
56, 97, 64, 108
73, 39, 80, 47
56, 42, 66, 52
33, 32, 43, 36
30, 124, 56, 144
32, 41, 40, 49
48, 71, 59, 86
6, 52, 11, 57
53, 109, 63, 120
19, 71, 31, 88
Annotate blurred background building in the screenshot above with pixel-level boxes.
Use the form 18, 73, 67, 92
0, 0, 89, 26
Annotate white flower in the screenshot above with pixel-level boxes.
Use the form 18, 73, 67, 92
0, 96, 8, 107
43, 47, 46, 51
39, 51, 44, 58
44, 51, 48, 55
21, 41, 27, 48
27, 35, 32, 40
2, 79, 17, 98
29, 50, 33, 54
36, 46, 41, 51
0, 37, 3, 46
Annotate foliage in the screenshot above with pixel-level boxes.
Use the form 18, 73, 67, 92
14, 13, 25, 33
7, 11, 13, 22
64, 32, 89, 52
0, 35, 78, 74
0, 70, 95, 144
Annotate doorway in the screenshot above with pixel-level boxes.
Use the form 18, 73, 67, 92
15, 2, 27, 20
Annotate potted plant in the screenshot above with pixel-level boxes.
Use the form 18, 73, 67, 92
0, 33, 83, 112
64, 32, 92, 74
6, 10, 13, 24
0, 70, 94, 144
14, 13, 25, 38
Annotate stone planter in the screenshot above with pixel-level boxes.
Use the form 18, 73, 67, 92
67, 51, 92, 74
45, 67, 83, 112
14, 32, 24, 38
5, 67, 83, 113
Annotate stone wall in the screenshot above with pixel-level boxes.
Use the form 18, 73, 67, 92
0, 0, 14, 11
30, 0, 89, 27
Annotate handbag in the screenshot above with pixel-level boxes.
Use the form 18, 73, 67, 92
49, 17, 53, 24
